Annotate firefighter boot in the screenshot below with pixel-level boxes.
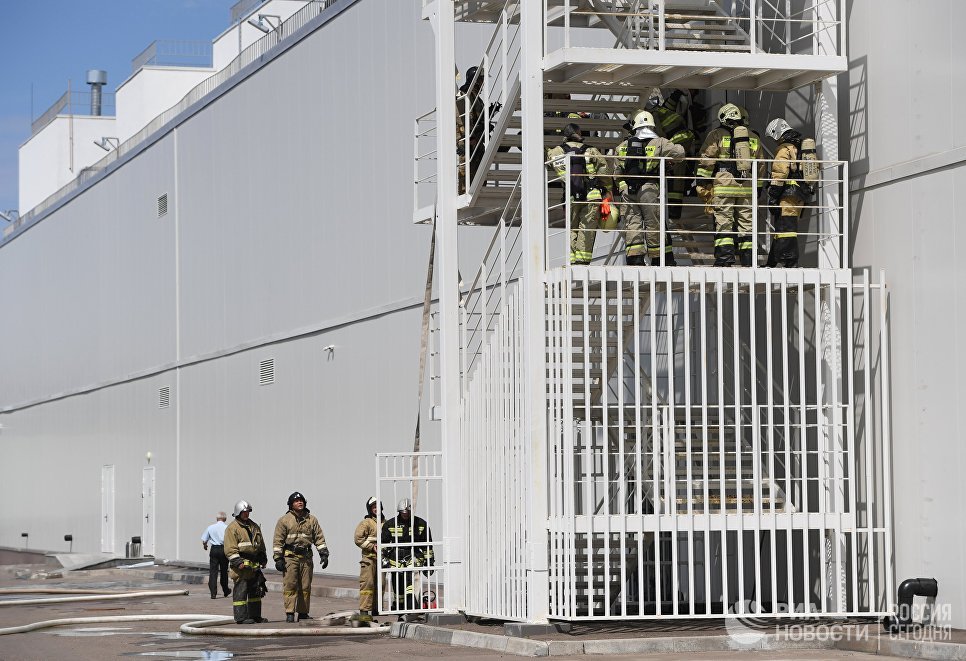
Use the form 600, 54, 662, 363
713, 238, 736, 267
249, 599, 267, 624
626, 254, 648, 266
233, 603, 249, 624
286, 613, 295, 623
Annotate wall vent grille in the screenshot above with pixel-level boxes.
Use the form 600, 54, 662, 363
157, 193, 168, 217
158, 386, 171, 409
259, 359, 275, 386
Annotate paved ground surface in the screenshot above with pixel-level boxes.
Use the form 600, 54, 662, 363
0, 565, 923, 659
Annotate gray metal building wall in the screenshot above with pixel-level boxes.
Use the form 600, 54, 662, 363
846, 0, 966, 627
0, 0, 471, 574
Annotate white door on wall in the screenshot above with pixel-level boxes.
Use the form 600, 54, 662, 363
141, 466, 156, 557
101, 465, 115, 553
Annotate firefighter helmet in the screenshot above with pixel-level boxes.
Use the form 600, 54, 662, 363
232, 500, 253, 517
718, 103, 742, 126
287, 491, 306, 508
397, 498, 412, 513
366, 496, 380, 514
562, 123, 582, 141
765, 118, 792, 142
737, 105, 750, 126
631, 110, 657, 132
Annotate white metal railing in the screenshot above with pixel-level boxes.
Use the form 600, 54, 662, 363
131, 40, 213, 74
459, 176, 524, 387
546, 154, 848, 270
8, 0, 342, 244
31, 90, 117, 135
461, 280, 530, 621
546, 266, 892, 619
543, 0, 842, 57
413, 108, 438, 218
376, 452, 445, 616
457, 0, 522, 197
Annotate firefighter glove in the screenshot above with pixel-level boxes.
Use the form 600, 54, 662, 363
318, 548, 329, 569
229, 556, 243, 570
274, 558, 286, 572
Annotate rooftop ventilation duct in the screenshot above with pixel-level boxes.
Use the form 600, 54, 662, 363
86, 69, 107, 116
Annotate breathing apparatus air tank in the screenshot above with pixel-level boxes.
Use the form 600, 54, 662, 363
800, 137, 819, 183
732, 124, 752, 173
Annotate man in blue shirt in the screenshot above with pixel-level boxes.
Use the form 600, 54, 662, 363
201, 512, 230, 599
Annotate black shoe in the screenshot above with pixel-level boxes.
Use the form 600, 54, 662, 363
223, 590, 230, 597
298, 613, 313, 621
210, 595, 217, 599
286, 613, 295, 623
257, 618, 269, 623
241, 618, 256, 624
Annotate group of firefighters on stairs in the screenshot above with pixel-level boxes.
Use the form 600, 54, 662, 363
223, 493, 432, 625
542, 88, 817, 267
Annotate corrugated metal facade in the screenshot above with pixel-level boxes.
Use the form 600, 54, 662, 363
847, 0, 966, 625
0, 0, 480, 573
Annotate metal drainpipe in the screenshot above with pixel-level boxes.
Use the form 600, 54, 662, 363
882, 577, 939, 632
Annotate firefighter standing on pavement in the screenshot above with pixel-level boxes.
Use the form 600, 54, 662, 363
696, 103, 766, 266
272, 491, 329, 623
614, 110, 685, 266
547, 123, 610, 265
352, 496, 384, 622
381, 498, 434, 615
224, 500, 268, 624
764, 118, 811, 268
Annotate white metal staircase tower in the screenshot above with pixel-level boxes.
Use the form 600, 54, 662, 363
406, 0, 894, 624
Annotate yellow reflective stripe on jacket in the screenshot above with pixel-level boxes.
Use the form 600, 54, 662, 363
713, 185, 754, 197
696, 167, 713, 178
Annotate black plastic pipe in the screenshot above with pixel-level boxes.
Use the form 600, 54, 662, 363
882, 577, 939, 632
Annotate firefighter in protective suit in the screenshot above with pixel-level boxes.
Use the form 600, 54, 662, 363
696, 103, 766, 266
352, 496, 384, 622
764, 118, 810, 267
224, 500, 268, 624
614, 110, 686, 265
381, 498, 434, 616
643, 88, 697, 220
272, 491, 329, 623
547, 123, 609, 265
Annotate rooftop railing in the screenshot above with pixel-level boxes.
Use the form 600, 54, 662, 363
131, 40, 214, 74
31, 90, 116, 136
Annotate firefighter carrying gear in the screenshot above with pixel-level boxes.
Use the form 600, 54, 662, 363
615, 129, 685, 265
355, 496, 385, 616
273, 501, 328, 619
547, 125, 610, 265
381, 505, 434, 612
225, 509, 268, 624
697, 117, 766, 266
642, 90, 697, 220
764, 120, 811, 267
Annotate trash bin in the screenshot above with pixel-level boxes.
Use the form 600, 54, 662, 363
126, 536, 142, 558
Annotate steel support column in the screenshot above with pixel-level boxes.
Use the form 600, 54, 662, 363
430, 0, 465, 611
520, 0, 549, 623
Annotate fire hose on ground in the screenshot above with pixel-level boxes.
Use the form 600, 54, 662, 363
0, 588, 388, 637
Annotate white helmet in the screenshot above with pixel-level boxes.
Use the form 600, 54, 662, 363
765, 118, 792, 142
718, 103, 742, 126
397, 498, 412, 512
632, 110, 657, 132
232, 500, 253, 517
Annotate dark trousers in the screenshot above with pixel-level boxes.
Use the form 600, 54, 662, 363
209, 546, 229, 597
232, 573, 263, 623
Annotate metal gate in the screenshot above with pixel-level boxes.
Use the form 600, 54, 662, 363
376, 452, 444, 616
